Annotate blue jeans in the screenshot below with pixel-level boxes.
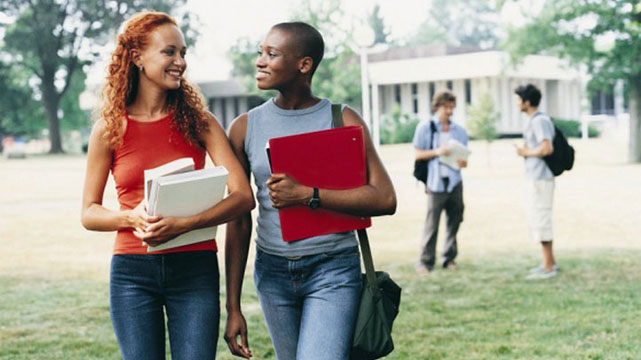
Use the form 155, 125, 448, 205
110, 251, 220, 360
254, 246, 362, 360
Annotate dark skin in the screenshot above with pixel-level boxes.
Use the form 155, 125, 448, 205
224, 27, 397, 358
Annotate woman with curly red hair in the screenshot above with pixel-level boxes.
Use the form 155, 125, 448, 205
81, 11, 254, 359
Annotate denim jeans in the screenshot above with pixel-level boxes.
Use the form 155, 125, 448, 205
254, 246, 362, 360
110, 251, 220, 360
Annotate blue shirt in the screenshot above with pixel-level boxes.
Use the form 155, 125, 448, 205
413, 118, 469, 192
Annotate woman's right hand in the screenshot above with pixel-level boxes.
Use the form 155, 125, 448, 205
127, 200, 161, 233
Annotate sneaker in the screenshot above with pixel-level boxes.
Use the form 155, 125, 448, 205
443, 261, 457, 271
526, 269, 558, 280
529, 263, 559, 274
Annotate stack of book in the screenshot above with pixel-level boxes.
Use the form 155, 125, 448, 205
144, 158, 228, 251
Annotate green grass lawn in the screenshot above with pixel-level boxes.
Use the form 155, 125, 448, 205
2, 249, 640, 360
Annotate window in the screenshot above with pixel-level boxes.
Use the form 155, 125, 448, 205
465, 79, 472, 104
446, 80, 453, 90
411, 83, 418, 113
234, 97, 240, 116
429, 82, 435, 107
591, 89, 615, 115
394, 84, 401, 104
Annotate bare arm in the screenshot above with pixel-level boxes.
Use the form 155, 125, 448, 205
81, 120, 155, 232
139, 113, 255, 246
268, 106, 397, 217
415, 146, 448, 161
515, 139, 553, 158
223, 113, 253, 359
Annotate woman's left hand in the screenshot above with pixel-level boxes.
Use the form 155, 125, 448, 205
266, 173, 310, 209
134, 217, 187, 246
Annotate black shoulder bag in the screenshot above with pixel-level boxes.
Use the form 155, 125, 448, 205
413, 121, 437, 184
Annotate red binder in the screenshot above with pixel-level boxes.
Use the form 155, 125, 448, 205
268, 125, 372, 242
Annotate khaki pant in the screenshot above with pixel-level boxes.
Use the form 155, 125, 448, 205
526, 179, 554, 242
418, 180, 464, 269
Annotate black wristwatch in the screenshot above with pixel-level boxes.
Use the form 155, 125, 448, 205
307, 187, 320, 209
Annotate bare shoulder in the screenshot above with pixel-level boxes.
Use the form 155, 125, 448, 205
341, 106, 367, 127
228, 113, 249, 145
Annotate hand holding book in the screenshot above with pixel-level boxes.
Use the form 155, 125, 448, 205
140, 157, 229, 252
266, 173, 312, 209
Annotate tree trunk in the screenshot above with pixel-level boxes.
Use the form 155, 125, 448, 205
629, 75, 641, 163
41, 69, 64, 154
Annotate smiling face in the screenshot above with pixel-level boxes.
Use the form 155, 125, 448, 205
255, 28, 305, 90
135, 23, 187, 90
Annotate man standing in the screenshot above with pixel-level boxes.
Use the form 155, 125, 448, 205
514, 84, 558, 280
413, 90, 469, 275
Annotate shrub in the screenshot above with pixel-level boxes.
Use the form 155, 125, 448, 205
380, 105, 420, 144
552, 118, 599, 138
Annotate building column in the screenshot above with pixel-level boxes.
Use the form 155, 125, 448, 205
372, 82, 381, 148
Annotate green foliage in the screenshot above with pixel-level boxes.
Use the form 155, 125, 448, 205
0, 61, 45, 138
466, 92, 499, 142
410, 0, 499, 48
380, 105, 419, 144
552, 118, 599, 138
504, 0, 641, 87
60, 70, 90, 132
368, 4, 390, 45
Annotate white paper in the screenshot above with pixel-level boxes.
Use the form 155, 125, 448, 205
439, 139, 470, 170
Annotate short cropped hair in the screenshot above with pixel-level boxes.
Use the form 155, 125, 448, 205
514, 84, 542, 107
432, 90, 456, 112
272, 22, 324, 76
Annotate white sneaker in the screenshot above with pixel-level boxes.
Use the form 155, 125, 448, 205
529, 264, 559, 274
526, 269, 558, 280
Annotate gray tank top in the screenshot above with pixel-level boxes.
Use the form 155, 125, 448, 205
245, 98, 358, 257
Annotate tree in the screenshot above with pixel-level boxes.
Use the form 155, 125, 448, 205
503, 0, 641, 162
0, 60, 45, 139
368, 4, 390, 45
411, 0, 500, 48
0, 0, 196, 153
467, 92, 499, 164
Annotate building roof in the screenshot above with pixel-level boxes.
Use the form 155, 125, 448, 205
197, 79, 249, 98
367, 50, 580, 85
367, 44, 485, 62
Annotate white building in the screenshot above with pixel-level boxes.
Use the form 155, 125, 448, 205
198, 80, 263, 129
366, 45, 583, 135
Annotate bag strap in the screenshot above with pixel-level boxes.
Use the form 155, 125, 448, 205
331, 103, 344, 128
331, 103, 380, 292
357, 229, 380, 292
428, 120, 437, 150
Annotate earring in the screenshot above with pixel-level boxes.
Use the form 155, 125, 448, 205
139, 65, 143, 72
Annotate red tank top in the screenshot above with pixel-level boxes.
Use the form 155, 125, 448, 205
111, 113, 217, 255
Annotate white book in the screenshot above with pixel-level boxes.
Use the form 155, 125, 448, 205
439, 139, 471, 170
144, 157, 195, 206
146, 166, 229, 252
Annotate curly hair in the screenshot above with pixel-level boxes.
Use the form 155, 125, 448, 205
98, 11, 209, 149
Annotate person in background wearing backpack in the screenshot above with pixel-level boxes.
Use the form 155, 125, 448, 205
413, 90, 469, 276
514, 84, 559, 280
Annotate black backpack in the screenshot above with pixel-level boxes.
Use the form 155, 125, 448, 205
543, 124, 575, 176
413, 121, 437, 184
